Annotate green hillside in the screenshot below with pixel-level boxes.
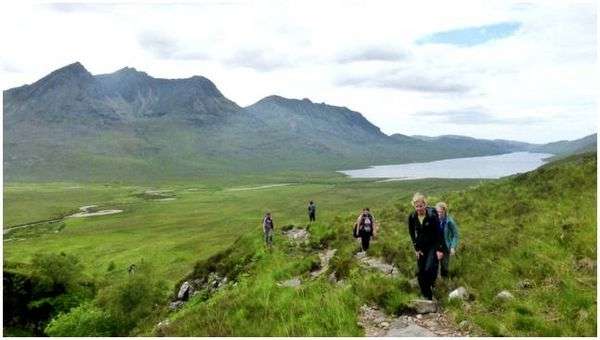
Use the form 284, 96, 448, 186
11, 152, 593, 336
150, 152, 596, 336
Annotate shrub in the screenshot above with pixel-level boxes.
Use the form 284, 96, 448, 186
45, 302, 113, 336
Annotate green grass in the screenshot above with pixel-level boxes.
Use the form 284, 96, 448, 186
4, 177, 475, 285
4, 152, 596, 336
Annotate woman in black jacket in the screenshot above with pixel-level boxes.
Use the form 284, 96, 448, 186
407, 193, 444, 300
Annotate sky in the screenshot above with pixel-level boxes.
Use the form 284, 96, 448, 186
0, 0, 597, 143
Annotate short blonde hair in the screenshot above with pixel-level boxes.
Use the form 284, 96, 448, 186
435, 202, 448, 211
412, 192, 427, 205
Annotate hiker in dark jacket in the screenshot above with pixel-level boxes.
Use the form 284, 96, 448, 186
407, 193, 444, 300
355, 208, 376, 252
435, 202, 460, 278
308, 201, 316, 222
263, 212, 275, 248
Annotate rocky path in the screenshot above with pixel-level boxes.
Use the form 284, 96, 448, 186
358, 303, 467, 337
354, 252, 468, 337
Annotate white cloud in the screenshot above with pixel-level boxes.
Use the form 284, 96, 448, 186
0, 0, 596, 143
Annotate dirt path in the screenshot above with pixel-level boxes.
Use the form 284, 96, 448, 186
225, 183, 291, 191
68, 205, 123, 218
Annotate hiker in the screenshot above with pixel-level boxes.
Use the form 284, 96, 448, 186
263, 212, 275, 248
407, 193, 444, 300
435, 202, 460, 278
308, 200, 316, 222
354, 208, 376, 252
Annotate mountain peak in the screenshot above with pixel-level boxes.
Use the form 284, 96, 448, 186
48, 61, 92, 79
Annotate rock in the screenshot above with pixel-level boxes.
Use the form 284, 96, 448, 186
386, 323, 435, 337
355, 254, 399, 277
169, 300, 184, 310
410, 299, 437, 314
155, 319, 171, 336
416, 314, 423, 319
278, 277, 301, 288
517, 279, 534, 289
495, 290, 514, 301
576, 257, 596, 272
448, 286, 468, 301
283, 228, 310, 243
328, 272, 337, 283
577, 309, 589, 321
380, 321, 390, 328
459, 320, 470, 330
409, 278, 419, 289
177, 281, 194, 300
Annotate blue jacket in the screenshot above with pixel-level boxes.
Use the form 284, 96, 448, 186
440, 215, 459, 252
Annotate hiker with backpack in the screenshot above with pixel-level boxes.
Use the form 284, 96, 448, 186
354, 208, 377, 252
308, 200, 316, 222
407, 193, 444, 300
263, 212, 275, 248
435, 202, 460, 278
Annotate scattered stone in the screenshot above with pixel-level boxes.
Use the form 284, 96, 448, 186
449, 286, 468, 301
576, 257, 596, 272
328, 272, 337, 284
380, 321, 390, 328
416, 314, 423, 319
282, 228, 310, 243
459, 320, 470, 330
311, 249, 337, 278
409, 277, 419, 289
278, 277, 301, 288
169, 300, 184, 310
495, 290, 514, 301
354, 253, 399, 277
410, 299, 438, 314
517, 279, 534, 289
577, 309, 589, 321
155, 319, 171, 336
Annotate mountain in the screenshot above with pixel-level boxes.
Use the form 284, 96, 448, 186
530, 133, 597, 157
3, 62, 596, 182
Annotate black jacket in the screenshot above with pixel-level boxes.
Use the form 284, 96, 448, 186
407, 207, 443, 252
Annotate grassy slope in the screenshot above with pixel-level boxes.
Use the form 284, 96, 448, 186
3, 176, 476, 286
153, 152, 596, 336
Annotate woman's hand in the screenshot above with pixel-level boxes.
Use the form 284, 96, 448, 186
436, 251, 444, 260
415, 250, 423, 259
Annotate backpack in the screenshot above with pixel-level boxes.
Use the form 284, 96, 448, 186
359, 214, 373, 234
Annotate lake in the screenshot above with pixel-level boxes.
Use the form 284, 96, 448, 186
339, 152, 554, 180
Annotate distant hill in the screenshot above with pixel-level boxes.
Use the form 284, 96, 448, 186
3, 62, 596, 182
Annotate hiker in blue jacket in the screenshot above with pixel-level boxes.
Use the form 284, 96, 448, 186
435, 202, 460, 278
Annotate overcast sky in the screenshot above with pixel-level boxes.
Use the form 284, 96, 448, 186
0, 0, 597, 143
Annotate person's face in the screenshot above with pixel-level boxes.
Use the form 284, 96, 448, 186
414, 201, 426, 215
436, 208, 446, 218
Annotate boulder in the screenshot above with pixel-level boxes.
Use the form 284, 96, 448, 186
177, 281, 194, 300
495, 290, 514, 301
409, 299, 437, 314
448, 286, 468, 301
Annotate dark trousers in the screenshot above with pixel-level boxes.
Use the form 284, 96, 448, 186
309, 212, 316, 222
417, 247, 439, 300
440, 251, 450, 278
360, 235, 371, 251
